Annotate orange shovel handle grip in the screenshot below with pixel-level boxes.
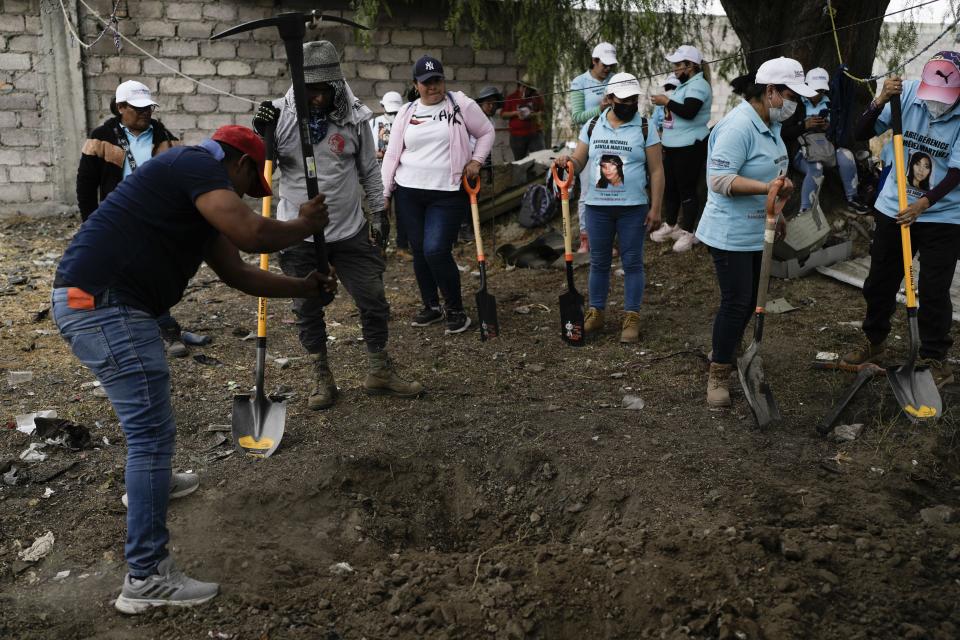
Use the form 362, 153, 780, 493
462, 174, 480, 203
551, 160, 575, 199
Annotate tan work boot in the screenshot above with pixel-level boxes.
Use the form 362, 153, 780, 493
620, 311, 641, 344
584, 307, 604, 334
364, 351, 424, 398
919, 358, 955, 389
307, 352, 337, 410
841, 340, 885, 366
706, 362, 732, 407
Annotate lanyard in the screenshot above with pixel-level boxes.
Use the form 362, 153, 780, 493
115, 126, 141, 172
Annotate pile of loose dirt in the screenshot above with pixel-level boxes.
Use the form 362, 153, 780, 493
1, 213, 958, 640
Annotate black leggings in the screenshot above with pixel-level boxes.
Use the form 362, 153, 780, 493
709, 245, 762, 365
663, 137, 708, 231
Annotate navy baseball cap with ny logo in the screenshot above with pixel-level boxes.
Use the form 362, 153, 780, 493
414, 55, 444, 82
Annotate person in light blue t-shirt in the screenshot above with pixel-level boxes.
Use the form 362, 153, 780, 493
841, 51, 960, 385
649, 45, 713, 253
696, 58, 813, 408
554, 72, 664, 345
569, 42, 618, 251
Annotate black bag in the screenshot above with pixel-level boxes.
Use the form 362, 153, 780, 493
519, 181, 559, 228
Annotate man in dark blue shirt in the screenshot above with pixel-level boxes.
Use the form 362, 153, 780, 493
52, 125, 335, 614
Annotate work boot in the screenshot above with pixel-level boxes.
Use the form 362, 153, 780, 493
307, 352, 337, 410
841, 340, 885, 366
584, 307, 604, 334
577, 231, 590, 254
115, 556, 219, 615
620, 311, 641, 344
919, 358, 955, 388
160, 324, 188, 358
707, 362, 732, 407
364, 351, 424, 398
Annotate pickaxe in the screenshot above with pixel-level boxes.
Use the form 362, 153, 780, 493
212, 11, 370, 306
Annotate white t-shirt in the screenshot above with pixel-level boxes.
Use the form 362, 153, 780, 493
395, 100, 457, 191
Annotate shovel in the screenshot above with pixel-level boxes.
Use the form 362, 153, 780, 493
463, 174, 499, 340
737, 179, 787, 429
886, 96, 941, 422
816, 362, 885, 436
232, 124, 287, 458
552, 161, 585, 346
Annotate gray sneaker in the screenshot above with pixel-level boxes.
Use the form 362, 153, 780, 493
121, 472, 199, 508
115, 556, 219, 614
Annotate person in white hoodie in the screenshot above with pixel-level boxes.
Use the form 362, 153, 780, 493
254, 41, 422, 410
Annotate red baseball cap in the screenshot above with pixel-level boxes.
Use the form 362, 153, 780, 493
211, 125, 272, 197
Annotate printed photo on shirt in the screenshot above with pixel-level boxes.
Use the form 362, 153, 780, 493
906, 150, 933, 193
596, 154, 625, 189
662, 108, 674, 129
376, 121, 391, 152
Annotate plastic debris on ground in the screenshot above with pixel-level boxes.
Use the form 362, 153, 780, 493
832, 423, 864, 443
35, 418, 91, 450
329, 561, 355, 575
2, 460, 29, 486
765, 297, 797, 314
815, 352, 839, 361
621, 394, 645, 410
8, 371, 33, 386
19, 443, 47, 462
181, 331, 212, 346
15, 410, 57, 435
42, 487, 54, 499
53, 570, 70, 581
18, 531, 55, 562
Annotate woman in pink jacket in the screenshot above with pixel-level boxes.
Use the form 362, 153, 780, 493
382, 55, 495, 334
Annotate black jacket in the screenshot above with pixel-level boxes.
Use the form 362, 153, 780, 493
76, 117, 178, 220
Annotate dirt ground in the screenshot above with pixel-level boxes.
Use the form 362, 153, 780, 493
1, 212, 959, 640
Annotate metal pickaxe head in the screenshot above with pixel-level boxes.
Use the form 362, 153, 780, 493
211, 10, 369, 42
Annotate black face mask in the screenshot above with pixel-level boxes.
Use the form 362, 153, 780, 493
613, 102, 638, 121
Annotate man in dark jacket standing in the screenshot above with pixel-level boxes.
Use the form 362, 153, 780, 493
53, 125, 335, 614
76, 80, 187, 356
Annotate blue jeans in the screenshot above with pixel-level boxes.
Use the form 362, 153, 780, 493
584, 204, 649, 312
52, 288, 174, 578
794, 148, 858, 210
394, 185, 468, 310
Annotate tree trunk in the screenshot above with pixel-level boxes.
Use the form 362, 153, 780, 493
720, 0, 890, 143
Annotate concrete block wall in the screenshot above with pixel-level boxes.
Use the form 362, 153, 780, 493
0, 0, 523, 214
0, 0, 52, 208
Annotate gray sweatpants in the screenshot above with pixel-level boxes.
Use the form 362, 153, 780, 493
278, 224, 389, 354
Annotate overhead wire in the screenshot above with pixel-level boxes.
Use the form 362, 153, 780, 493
62, 0, 953, 109
56, 0, 122, 50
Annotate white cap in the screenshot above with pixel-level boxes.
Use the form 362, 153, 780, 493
607, 72, 641, 99
380, 91, 403, 112
755, 57, 818, 98
805, 67, 830, 92
664, 73, 679, 88
665, 45, 703, 65
115, 80, 158, 108
592, 42, 618, 66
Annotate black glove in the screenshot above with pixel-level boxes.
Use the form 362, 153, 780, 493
370, 210, 389, 251
253, 101, 280, 136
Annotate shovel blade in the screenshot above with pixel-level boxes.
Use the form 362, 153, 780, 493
559, 289, 585, 346
737, 344, 780, 429
231, 393, 287, 458
887, 364, 941, 422
475, 289, 499, 341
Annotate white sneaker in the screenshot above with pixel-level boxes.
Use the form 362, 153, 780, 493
122, 472, 199, 508
672, 230, 699, 253
650, 223, 678, 243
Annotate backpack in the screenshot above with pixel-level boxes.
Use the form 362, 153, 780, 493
519, 179, 559, 228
